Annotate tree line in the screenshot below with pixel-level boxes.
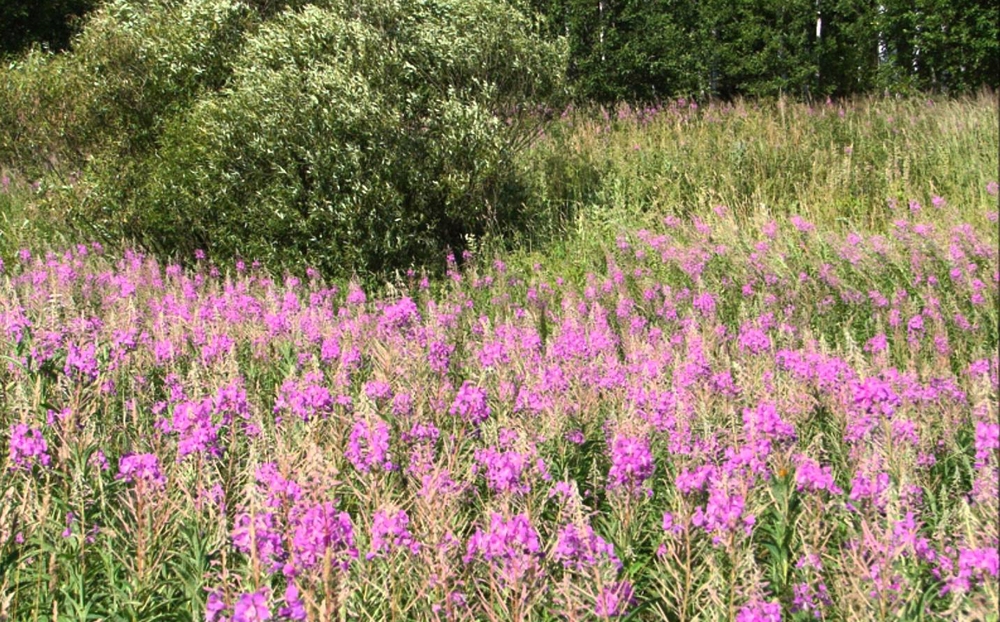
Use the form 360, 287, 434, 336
4, 1, 997, 102
530, 0, 997, 101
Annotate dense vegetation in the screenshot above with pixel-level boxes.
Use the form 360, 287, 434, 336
4, 0, 997, 99
1, 0, 999, 620
0, 0, 566, 278
1, 175, 998, 621
2, 0, 998, 279
529, 0, 999, 101
2, 89, 998, 620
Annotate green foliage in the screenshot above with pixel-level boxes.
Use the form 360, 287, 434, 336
528, 0, 999, 102
757, 471, 801, 604
874, 0, 999, 94
522, 94, 999, 241
0, 0, 253, 177
72, 0, 566, 278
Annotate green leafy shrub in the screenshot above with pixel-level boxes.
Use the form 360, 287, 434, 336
77, 0, 566, 277
0, 0, 253, 177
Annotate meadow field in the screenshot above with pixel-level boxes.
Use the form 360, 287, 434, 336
1, 93, 998, 621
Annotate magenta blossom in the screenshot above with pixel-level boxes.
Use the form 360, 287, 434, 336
345, 419, 394, 473
232, 588, 271, 622
607, 435, 655, 496
594, 581, 634, 618
117, 453, 166, 489
736, 598, 782, 622
8, 423, 50, 471
367, 509, 420, 559
450, 382, 491, 425
552, 523, 621, 571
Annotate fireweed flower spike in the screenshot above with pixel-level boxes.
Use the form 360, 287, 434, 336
288, 502, 358, 574
116, 453, 166, 489
594, 581, 634, 618
552, 523, 621, 571
463, 513, 542, 585
345, 419, 394, 473
606, 435, 655, 497
278, 583, 307, 620
232, 511, 286, 572
450, 382, 491, 426
7, 423, 51, 471
367, 509, 420, 560
736, 598, 782, 622
231, 588, 272, 622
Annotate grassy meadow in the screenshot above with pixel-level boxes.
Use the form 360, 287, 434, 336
1, 93, 998, 621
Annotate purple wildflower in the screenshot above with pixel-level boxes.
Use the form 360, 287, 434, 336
345, 419, 394, 473
117, 453, 166, 488
278, 583, 306, 620
692, 292, 716, 317
255, 463, 303, 508
171, 398, 222, 459
391, 393, 413, 416
7, 424, 51, 471
743, 402, 796, 443
367, 509, 420, 559
736, 598, 782, 622
427, 340, 453, 374
231, 512, 286, 571
607, 435, 655, 496
206, 590, 227, 622
232, 588, 271, 622
552, 523, 621, 571
346, 284, 367, 305
974, 421, 999, 467
88, 449, 109, 472
378, 296, 420, 331
403, 421, 440, 445
474, 447, 547, 495
288, 501, 357, 574
794, 455, 843, 495
661, 512, 684, 537
692, 481, 754, 543
418, 468, 465, 500
364, 380, 394, 402
200, 333, 234, 365
848, 467, 891, 511
790, 215, 815, 233
273, 373, 333, 423
865, 333, 888, 354
64, 342, 99, 382
675, 464, 716, 494
450, 382, 491, 426
738, 326, 772, 355
851, 377, 901, 418
954, 547, 1000, 590
463, 513, 542, 584
594, 581, 634, 618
